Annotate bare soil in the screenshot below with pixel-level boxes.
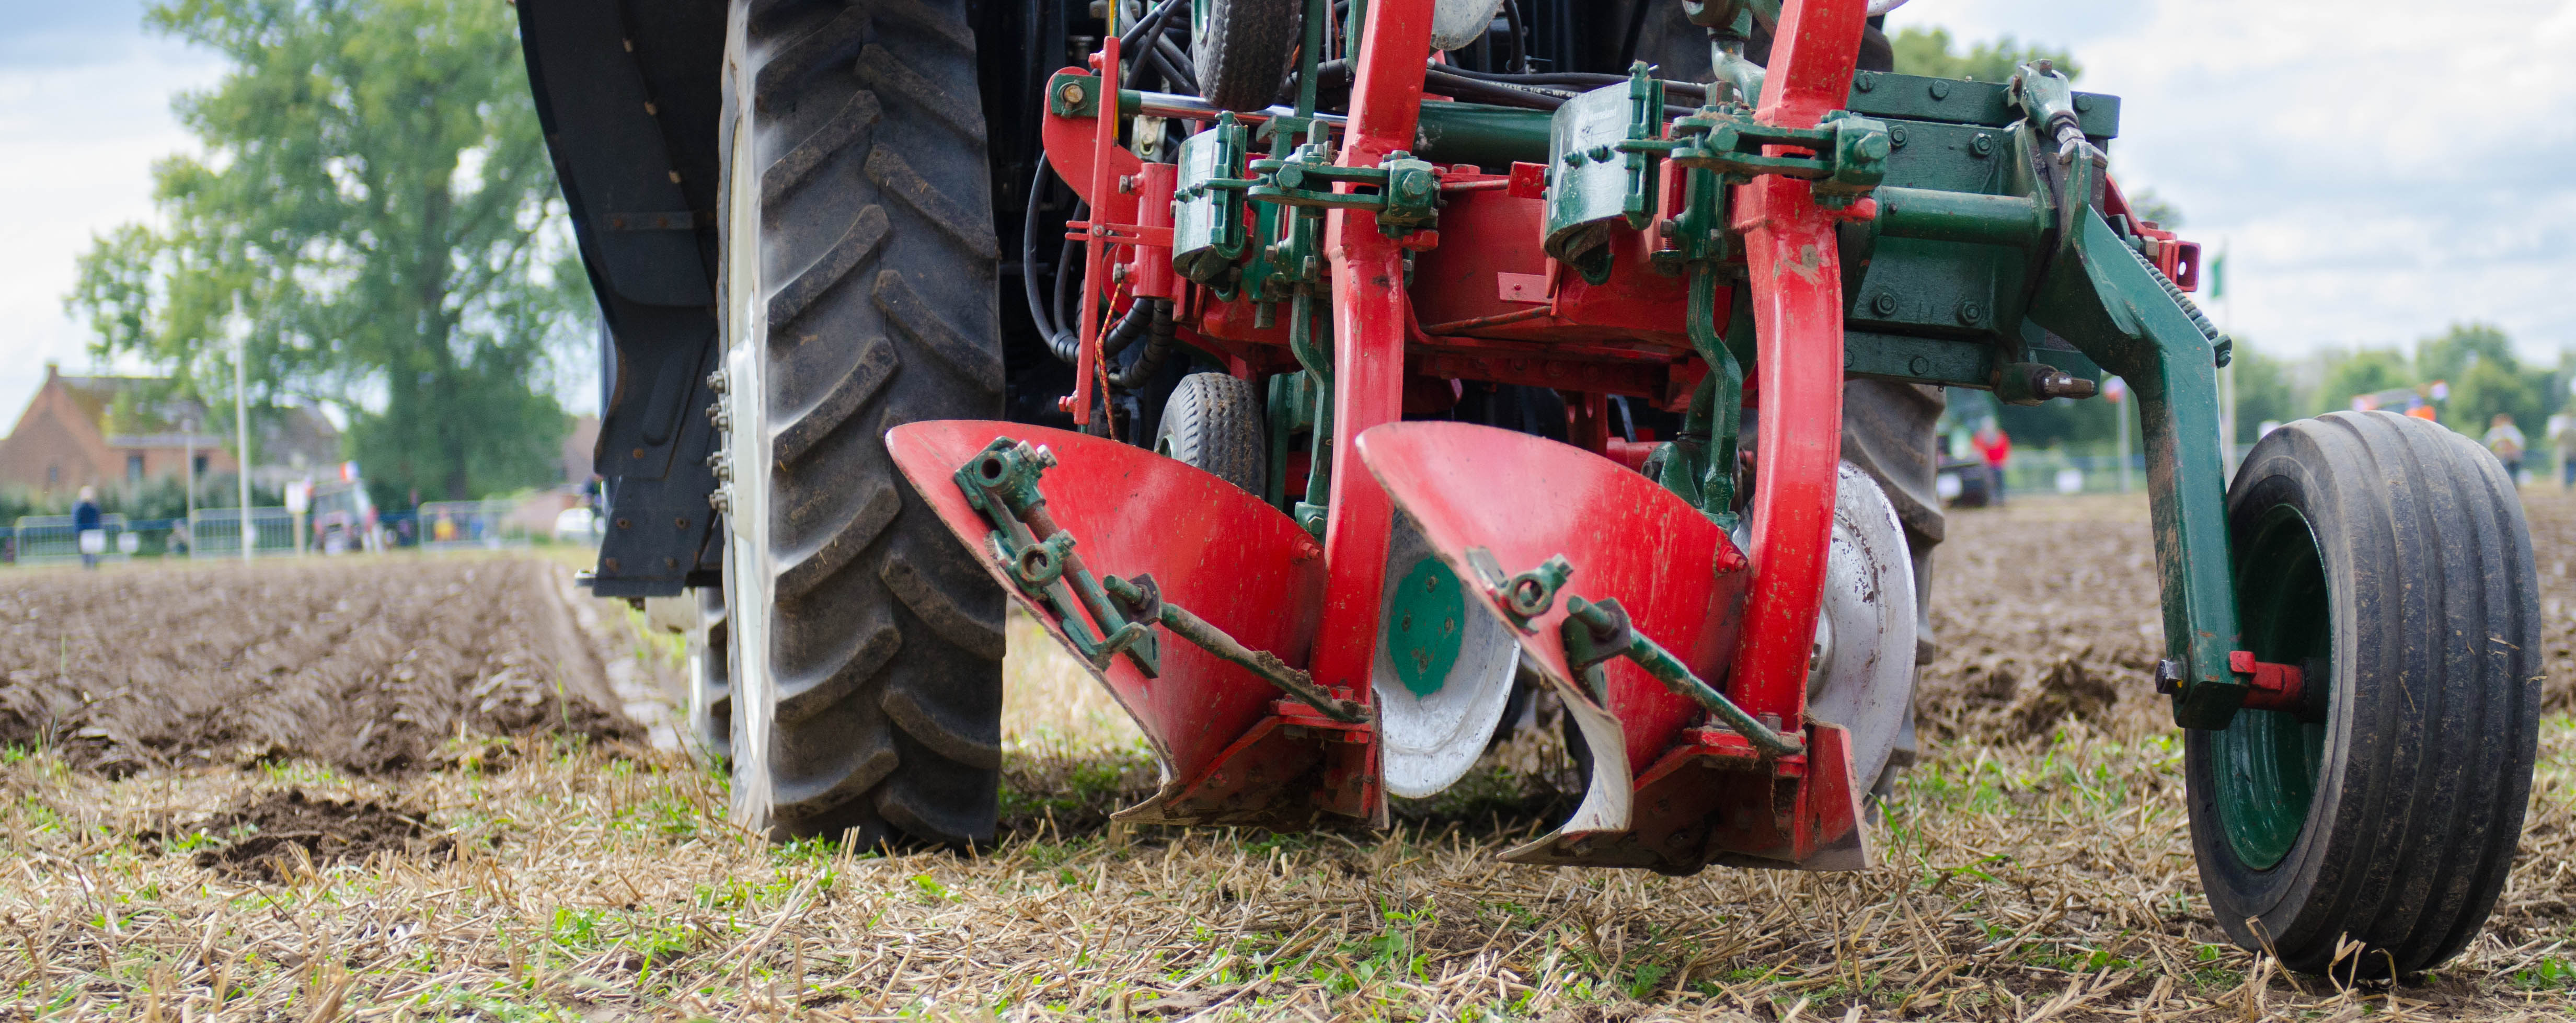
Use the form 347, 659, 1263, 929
0, 503, 2568, 1020
0, 556, 636, 776
152, 787, 454, 883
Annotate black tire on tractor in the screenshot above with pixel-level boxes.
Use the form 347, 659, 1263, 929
1154, 372, 1265, 492
2190, 410, 2539, 976
1193, 0, 1303, 112
689, 585, 733, 762
716, 0, 1008, 846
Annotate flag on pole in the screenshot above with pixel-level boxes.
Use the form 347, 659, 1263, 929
2209, 250, 2226, 301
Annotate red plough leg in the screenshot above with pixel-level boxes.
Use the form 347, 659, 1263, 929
887, 422, 1373, 826
1355, 422, 1866, 871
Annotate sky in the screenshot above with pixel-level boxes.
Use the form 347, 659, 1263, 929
3, 1, 2574, 424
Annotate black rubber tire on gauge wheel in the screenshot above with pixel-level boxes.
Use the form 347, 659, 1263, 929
1154, 372, 1265, 492
1194, 0, 1303, 112
2189, 410, 2539, 976
715, 0, 1008, 846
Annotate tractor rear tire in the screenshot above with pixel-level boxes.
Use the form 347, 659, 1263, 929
714, 0, 1008, 846
2189, 410, 2539, 975
1193, 0, 1302, 112
1154, 372, 1264, 493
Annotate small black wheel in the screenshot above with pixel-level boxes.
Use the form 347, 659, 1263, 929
1193, 0, 1302, 112
1154, 372, 1265, 492
2189, 410, 2539, 976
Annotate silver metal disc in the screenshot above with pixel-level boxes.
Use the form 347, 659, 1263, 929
1373, 513, 1522, 798
1807, 461, 1919, 791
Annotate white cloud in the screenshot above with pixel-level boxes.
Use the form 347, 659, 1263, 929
1893, 0, 2576, 364
0, 2, 221, 424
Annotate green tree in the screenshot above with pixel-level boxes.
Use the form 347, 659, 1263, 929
66, 0, 586, 503
1891, 27, 2080, 83
2314, 348, 2414, 415
2230, 342, 2298, 442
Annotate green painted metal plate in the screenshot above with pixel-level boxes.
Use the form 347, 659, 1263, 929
1387, 556, 1467, 698
2216, 503, 2329, 869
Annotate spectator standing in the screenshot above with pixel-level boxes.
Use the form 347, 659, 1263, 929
2486, 413, 2527, 483
1971, 419, 2011, 505
72, 487, 104, 570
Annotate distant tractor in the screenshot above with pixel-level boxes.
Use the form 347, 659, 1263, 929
522, 0, 2539, 974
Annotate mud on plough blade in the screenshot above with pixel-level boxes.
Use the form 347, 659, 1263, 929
875, 0, 2535, 974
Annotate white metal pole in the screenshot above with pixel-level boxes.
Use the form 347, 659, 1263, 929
234, 296, 253, 562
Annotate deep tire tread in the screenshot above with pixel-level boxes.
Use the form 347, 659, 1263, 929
2192, 411, 2538, 975
1155, 372, 1265, 493
724, 0, 1004, 845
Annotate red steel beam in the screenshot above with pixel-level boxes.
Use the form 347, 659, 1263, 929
1723, 0, 1869, 730
1309, 0, 1435, 757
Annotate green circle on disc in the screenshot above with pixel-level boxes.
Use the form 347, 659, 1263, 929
1388, 556, 1466, 697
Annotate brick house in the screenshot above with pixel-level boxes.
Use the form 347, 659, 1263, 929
0, 364, 337, 498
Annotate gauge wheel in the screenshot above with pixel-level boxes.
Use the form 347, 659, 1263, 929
1192, 0, 1303, 112
1154, 372, 1265, 492
713, 0, 1008, 846
2189, 410, 2539, 975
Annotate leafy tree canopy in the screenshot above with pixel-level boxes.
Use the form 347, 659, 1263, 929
67, 0, 589, 504
1890, 27, 2080, 84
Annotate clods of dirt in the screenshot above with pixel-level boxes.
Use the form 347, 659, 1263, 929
165, 788, 453, 882
0, 557, 638, 775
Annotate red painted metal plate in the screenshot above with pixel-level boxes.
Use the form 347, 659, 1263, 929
886, 421, 1325, 808
1352, 421, 1747, 776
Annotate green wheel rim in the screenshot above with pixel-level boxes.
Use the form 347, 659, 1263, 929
2216, 503, 2332, 870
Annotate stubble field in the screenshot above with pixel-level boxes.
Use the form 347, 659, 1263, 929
0, 495, 2572, 1021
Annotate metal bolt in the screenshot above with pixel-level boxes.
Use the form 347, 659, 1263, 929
1908, 355, 1931, 376
1888, 124, 1908, 148
2154, 659, 2184, 695
1870, 292, 1898, 316
674, 517, 689, 530
1956, 299, 1986, 325
1117, 175, 1136, 194
705, 369, 728, 394
1853, 72, 1877, 93
2075, 95, 2095, 113
1971, 133, 1995, 157
1060, 82, 1086, 106
1928, 79, 1952, 100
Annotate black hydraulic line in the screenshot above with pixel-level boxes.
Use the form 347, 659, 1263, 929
1110, 300, 1177, 388
1024, 156, 1082, 363
1101, 299, 1160, 362
1499, 0, 1528, 72
1151, 32, 1199, 95
1117, 0, 1184, 54
1052, 199, 1087, 362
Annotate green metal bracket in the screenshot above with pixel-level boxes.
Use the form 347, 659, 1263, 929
2030, 207, 2244, 730
1174, 116, 1256, 286
1561, 595, 1804, 755
1246, 145, 1441, 237
954, 439, 1160, 675
1544, 65, 1666, 281
1658, 108, 1892, 206
1100, 574, 1371, 722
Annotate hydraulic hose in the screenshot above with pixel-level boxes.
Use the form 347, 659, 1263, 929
1109, 300, 1177, 388
1022, 156, 1074, 361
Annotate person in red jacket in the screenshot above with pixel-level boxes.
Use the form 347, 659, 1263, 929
1971, 419, 2011, 505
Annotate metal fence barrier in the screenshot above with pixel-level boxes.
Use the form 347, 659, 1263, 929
418, 499, 528, 551
9, 515, 133, 566
188, 507, 298, 559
